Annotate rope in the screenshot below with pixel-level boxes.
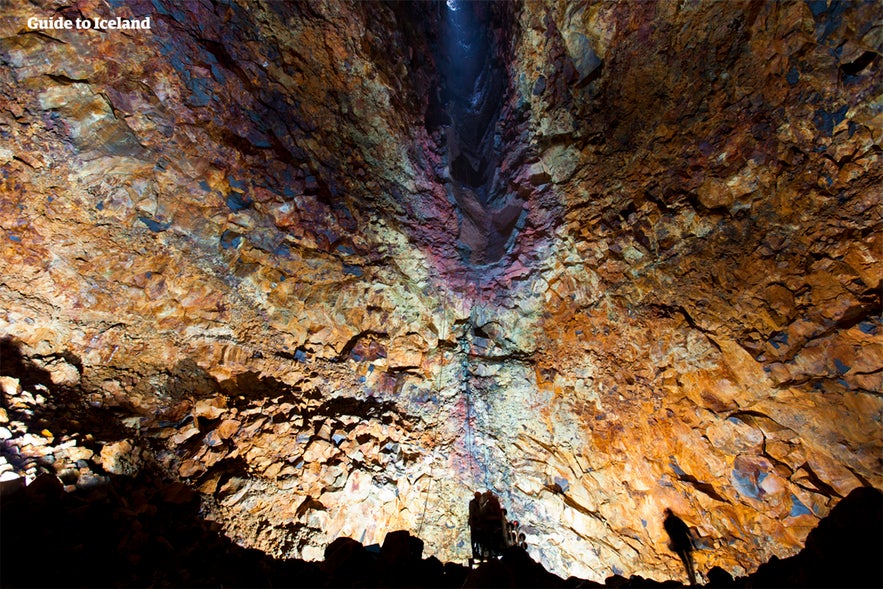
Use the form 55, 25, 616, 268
417, 461, 434, 536
451, 297, 480, 489
465, 368, 475, 483
416, 289, 447, 536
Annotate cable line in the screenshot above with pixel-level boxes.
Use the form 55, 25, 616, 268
417, 286, 447, 536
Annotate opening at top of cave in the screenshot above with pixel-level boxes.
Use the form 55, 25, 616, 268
0, 0, 881, 587
437, 0, 524, 267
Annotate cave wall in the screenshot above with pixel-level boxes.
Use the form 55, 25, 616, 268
0, 0, 880, 582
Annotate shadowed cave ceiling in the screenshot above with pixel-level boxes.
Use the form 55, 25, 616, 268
0, 0, 881, 582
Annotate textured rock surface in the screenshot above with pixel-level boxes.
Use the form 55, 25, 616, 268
0, 0, 880, 583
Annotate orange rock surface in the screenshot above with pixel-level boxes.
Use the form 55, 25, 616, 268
0, 0, 880, 583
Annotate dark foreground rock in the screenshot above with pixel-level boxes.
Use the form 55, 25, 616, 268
1, 0, 881, 579
739, 485, 883, 589
1, 470, 879, 588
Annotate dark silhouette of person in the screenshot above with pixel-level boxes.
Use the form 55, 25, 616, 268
468, 492, 482, 562
480, 491, 504, 558
663, 508, 697, 585
501, 509, 511, 547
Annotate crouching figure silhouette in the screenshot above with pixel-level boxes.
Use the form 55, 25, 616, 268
663, 508, 697, 585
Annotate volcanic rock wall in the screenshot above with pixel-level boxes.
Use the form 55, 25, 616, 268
0, 0, 880, 583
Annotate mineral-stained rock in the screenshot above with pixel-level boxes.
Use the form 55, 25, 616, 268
216, 419, 241, 440
0, 0, 880, 583
193, 397, 227, 420
99, 440, 141, 476
178, 459, 206, 479
170, 425, 200, 445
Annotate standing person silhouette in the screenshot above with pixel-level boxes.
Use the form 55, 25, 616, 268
468, 492, 482, 563
663, 508, 697, 585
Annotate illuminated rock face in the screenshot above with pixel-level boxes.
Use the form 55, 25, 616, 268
0, 0, 880, 583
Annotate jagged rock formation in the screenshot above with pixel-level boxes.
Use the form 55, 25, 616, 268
0, 0, 880, 583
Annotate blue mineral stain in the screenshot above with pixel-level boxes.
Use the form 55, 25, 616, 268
790, 494, 812, 516
246, 129, 271, 148
161, 1, 187, 23
185, 77, 213, 107
786, 66, 800, 85
47, 195, 54, 202
554, 476, 570, 493
229, 177, 246, 191
818, 1, 846, 43
731, 468, 760, 499
8, 234, 21, 242
337, 244, 355, 255
332, 433, 346, 446
294, 349, 307, 362
858, 321, 877, 334
96, 201, 104, 210
139, 216, 170, 233
220, 230, 242, 250
641, 519, 647, 528
210, 63, 226, 84
274, 244, 291, 258
769, 331, 789, 349
359, 376, 366, 383
669, 459, 686, 477
833, 358, 851, 374
343, 264, 363, 277
145, 271, 152, 279
199, 180, 211, 192
150, 0, 171, 16
226, 191, 252, 212
168, 54, 185, 76
812, 104, 849, 136
806, 0, 827, 17
612, 565, 623, 576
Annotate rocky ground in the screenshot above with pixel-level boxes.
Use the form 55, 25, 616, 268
1, 367, 880, 588
2, 335, 881, 588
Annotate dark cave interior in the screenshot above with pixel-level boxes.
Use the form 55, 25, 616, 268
0, 0, 881, 587
436, 0, 526, 266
